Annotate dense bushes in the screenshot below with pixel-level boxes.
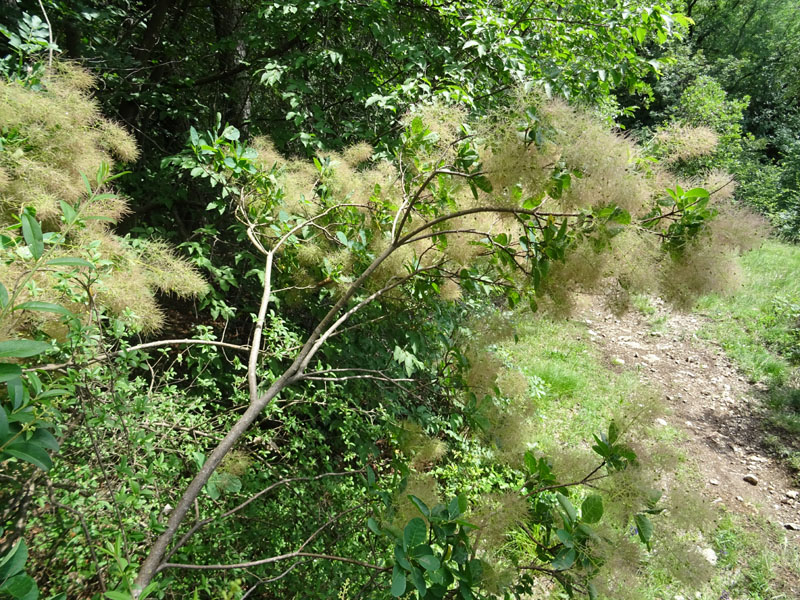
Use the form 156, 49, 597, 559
0, 2, 789, 599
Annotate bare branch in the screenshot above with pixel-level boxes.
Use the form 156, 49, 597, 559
159, 552, 389, 573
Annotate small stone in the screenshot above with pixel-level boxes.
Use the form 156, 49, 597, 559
685, 420, 693, 428
784, 523, 800, 531
743, 474, 759, 486
712, 497, 723, 504
587, 329, 599, 336
736, 496, 744, 501
655, 418, 668, 427
786, 490, 798, 500
699, 547, 717, 565
709, 479, 720, 486
612, 357, 625, 366
643, 353, 661, 363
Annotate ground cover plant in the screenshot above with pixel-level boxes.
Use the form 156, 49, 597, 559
0, 2, 796, 599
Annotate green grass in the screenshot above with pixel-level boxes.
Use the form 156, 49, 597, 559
696, 240, 800, 384
503, 309, 800, 599
498, 316, 666, 448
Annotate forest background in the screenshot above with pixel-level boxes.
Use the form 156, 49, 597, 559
1, 1, 799, 599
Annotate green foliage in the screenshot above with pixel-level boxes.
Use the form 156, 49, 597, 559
0, 11, 57, 87
0, 4, 776, 600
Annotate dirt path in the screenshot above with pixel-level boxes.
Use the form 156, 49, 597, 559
576, 295, 800, 538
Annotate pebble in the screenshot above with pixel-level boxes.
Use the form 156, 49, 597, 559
786, 490, 799, 500
709, 479, 720, 486
784, 523, 800, 531
655, 418, 668, 427
699, 547, 718, 565
743, 474, 759, 486
612, 357, 625, 366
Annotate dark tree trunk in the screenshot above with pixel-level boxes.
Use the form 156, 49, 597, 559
210, 0, 252, 132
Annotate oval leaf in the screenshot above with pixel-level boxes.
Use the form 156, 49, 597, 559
581, 494, 604, 524
391, 564, 407, 597
403, 517, 427, 551
0, 340, 52, 358
634, 514, 653, 545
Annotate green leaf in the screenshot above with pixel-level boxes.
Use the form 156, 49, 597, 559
588, 582, 599, 600
391, 564, 407, 597
409, 495, 430, 519
367, 517, 381, 535
0, 281, 7, 309
31, 428, 59, 451
21, 212, 44, 260
634, 514, 653, 546
581, 494, 604, 524
394, 545, 412, 571
0, 573, 37, 599
556, 493, 577, 524
556, 528, 574, 548
448, 495, 462, 519
0, 340, 52, 358
684, 187, 709, 199
403, 518, 427, 551
417, 554, 440, 572
552, 547, 576, 570
411, 567, 427, 596
608, 421, 619, 444
222, 125, 240, 141
0, 539, 27, 580
104, 592, 133, 600
3, 441, 53, 471
0, 364, 22, 383
0, 406, 8, 437
524, 450, 537, 474
59, 200, 77, 223
12, 302, 71, 316
45, 257, 93, 268
366, 465, 376, 487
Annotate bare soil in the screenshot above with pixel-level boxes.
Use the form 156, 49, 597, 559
575, 295, 800, 539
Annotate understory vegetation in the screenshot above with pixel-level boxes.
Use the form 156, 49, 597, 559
0, 2, 798, 600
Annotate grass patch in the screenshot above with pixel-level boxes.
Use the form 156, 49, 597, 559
711, 512, 800, 600
499, 316, 666, 448
695, 240, 800, 384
